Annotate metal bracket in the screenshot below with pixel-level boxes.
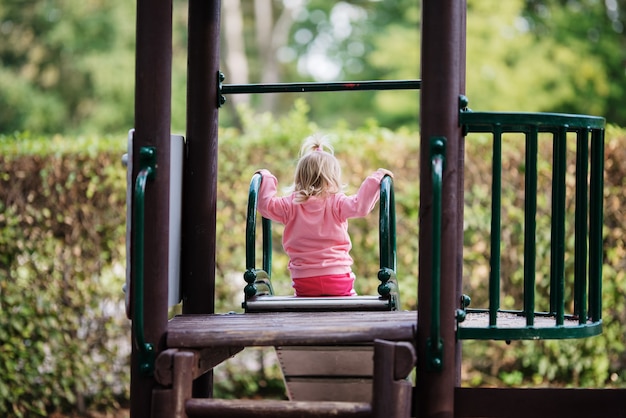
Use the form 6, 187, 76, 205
217, 71, 226, 108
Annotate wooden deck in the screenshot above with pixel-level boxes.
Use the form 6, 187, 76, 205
459, 311, 589, 328
167, 310, 418, 348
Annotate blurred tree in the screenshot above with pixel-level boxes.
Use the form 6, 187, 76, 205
0, 0, 135, 135
522, 0, 626, 124
466, 0, 611, 118
1, 0, 624, 134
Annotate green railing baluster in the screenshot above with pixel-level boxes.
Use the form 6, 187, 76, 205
589, 128, 604, 323
489, 126, 502, 327
524, 127, 538, 326
574, 128, 589, 324
246, 173, 262, 272
262, 217, 272, 276
427, 137, 446, 371
552, 126, 567, 326
132, 146, 156, 375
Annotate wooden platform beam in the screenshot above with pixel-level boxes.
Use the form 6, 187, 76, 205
455, 387, 626, 418
167, 311, 417, 348
186, 399, 372, 418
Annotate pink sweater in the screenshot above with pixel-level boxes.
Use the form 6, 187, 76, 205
256, 169, 386, 279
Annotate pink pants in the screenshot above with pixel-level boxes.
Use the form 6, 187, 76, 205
293, 272, 357, 297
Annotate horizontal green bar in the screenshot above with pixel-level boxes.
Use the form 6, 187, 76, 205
458, 321, 602, 340
461, 111, 605, 132
222, 79, 421, 95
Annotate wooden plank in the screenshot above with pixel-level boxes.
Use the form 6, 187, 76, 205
455, 387, 626, 418
167, 311, 417, 348
277, 345, 375, 402
277, 346, 374, 377
285, 378, 372, 403
185, 399, 372, 418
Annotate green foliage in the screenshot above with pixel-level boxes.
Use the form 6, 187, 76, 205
0, 0, 136, 135
3, 0, 626, 134
0, 134, 129, 416
466, 0, 610, 118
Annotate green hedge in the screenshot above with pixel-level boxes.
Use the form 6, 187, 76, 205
1, 104, 625, 414
0, 133, 129, 416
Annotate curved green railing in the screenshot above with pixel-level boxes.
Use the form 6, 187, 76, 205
243, 173, 399, 308
132, 146, 157, 375
243, 173, 274, 298
377, 175, 398, 301
457, 109, 605, 340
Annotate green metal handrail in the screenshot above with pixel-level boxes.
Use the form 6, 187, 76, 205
427, 137, 446, 371
243, 173, 273, 298
377, 175, 398, 301
458, 110, 605, 340
132, 146, 156, 375
243, 172, 398, 307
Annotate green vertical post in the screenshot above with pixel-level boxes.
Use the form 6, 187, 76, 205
588, 128, 604, 323
246, 173, 261, 271
379, 176, 397, 272
574, 129, 589, 324
523, 127, 538, 326
262, 218, 272, 276
551, 126, 567, 326
489, 127, 502, 327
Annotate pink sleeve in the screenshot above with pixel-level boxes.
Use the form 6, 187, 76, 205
256, 169, 290, 224
336, 170, 386, 219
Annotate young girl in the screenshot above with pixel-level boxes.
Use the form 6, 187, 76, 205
255, 134, 393, 297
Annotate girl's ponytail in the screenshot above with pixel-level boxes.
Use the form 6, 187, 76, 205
300, 133, 334, 157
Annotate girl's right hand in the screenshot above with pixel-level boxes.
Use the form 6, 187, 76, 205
377, 168, 394, 178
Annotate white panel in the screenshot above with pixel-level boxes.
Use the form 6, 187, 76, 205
168, 135, 184, 307
124, 132, 184, 314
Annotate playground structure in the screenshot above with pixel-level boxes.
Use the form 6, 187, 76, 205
127, 1, 626, 417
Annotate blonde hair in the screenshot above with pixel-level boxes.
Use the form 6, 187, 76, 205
292, 134, 343, 203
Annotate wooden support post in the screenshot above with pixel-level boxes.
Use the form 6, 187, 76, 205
130, 0, 173, 416
182, 0, 221, 400
372, 339, 416, 418
172, 351, 196, 418
417, 0, 466, 417
150, 351, 195, 418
